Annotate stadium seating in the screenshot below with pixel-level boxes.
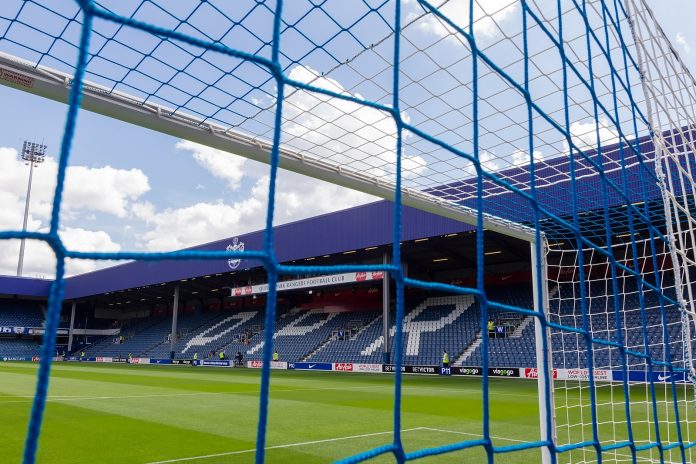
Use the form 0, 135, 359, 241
145, 311, 232, 359
84, 316, 171, 358
253, 309, 380, 363
182, 310, 264, 360
0, 338, 41, 358
2, 280, 686, 370
465, 318, 536, 368
309, 294, 482, 365
307, 311, 383, 363
0, 301, 45, 327
550, 284, 686, 370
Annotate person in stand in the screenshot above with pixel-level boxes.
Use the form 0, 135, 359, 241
442, 350, 449, 369
487, 319, 495, 338
219, 350, 225, 361
80, 350, 85, 362
272, 350, 279, 362
235, 351, 243, 367
128, 352, 132, 363
496, 322, 505, 339
193, 352, 198, 365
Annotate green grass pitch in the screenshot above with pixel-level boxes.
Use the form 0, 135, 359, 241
0, 362, 687, 463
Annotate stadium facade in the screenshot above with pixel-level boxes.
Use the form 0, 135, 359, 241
0, 130, 682, 377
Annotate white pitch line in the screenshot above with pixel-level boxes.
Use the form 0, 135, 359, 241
419, 426, 529, 444
422, 430, 685, 463
144, 428, 421, 464
609, 452, 667, 463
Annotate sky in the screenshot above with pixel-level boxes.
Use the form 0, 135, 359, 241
645, 0, 696, 74
0, 0, 693, 278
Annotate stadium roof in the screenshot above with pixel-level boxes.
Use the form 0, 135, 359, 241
0, 201, 475, 300
430, 131, 668, 235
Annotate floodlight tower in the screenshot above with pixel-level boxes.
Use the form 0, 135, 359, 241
16, 140, 47, 277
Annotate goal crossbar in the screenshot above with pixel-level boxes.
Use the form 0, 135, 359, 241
0, 50, 538, 244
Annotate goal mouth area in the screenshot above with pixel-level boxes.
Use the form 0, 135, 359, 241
1, 1, 696, 464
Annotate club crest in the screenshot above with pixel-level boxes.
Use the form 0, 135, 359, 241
226, 237, 244, 269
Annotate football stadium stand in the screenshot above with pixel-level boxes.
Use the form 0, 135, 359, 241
0, 286, 552, 366
0, 282, 684, 370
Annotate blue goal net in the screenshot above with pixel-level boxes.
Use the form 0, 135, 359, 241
1, 0, 696, 463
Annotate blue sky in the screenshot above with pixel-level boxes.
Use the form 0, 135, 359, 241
645, 0, 696, 74
0, 0, 693, 277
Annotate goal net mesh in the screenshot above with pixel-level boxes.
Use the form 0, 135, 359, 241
0, 0, 695, 463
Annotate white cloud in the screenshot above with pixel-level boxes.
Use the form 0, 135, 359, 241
463, 151, 501, 177
176, 140, 248, 190
63, 165, 150, 217
131, 201, 156, 220
61, 227, 121, 253
0, 147, 150, 219
566, 119, 619, 153
283, 65, 427, 181
134, 167, 375, 251
0, 227, 121, 277
0, 146, 145, 277
0, 239, 53, 279
270, 171, 375, 223
62, 227, 122, 276
407, 0, 518, 40
676, 32, 691, 55
510, 149, 545, 167
133, 196, 264, 251
0, 190, 42, 232
453, 149, 545, 180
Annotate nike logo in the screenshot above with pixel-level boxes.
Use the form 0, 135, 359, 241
309, 364, 316, 368
658, 374, 671, 381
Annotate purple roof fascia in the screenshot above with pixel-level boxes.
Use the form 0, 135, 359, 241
62, 201, 472, 299
0, 275, 52, 297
